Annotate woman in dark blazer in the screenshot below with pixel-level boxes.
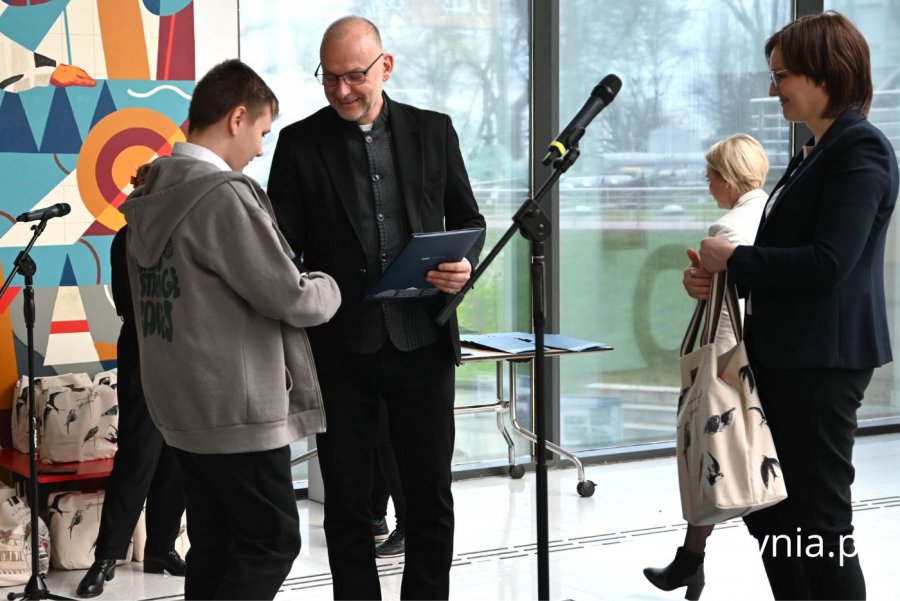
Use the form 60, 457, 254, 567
696, 12, 899, 600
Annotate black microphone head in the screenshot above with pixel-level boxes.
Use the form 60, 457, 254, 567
593, 74, 622, 105
15, 202, 73, 222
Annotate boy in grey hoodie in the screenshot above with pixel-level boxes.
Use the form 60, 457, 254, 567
119, 59, 340, 600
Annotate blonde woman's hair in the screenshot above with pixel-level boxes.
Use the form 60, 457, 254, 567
705, 134, 769, 194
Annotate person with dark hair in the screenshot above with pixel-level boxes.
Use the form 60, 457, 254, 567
119, 59, 342, 600
693, 11, 898, 600
267, 15, 485, 600
75, 166, 186, 598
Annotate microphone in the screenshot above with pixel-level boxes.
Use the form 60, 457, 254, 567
542, 74, 622, 165
16, 203, 71, 223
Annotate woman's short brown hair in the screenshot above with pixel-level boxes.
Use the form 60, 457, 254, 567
765, 11, 872, 118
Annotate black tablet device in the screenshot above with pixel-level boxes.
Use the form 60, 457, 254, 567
366, 228, 484, 301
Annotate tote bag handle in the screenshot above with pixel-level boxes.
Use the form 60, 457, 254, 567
680, 271, 743, 356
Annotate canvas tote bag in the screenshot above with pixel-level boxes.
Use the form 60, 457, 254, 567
47, 490, 134, 570
676, 272, 787, 525
10, 373, 93, 454
10, 371, 118, 462
0, 488, 50, 586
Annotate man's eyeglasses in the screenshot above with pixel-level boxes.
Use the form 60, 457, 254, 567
769, 68, 790, 90
315, 53, 384, 87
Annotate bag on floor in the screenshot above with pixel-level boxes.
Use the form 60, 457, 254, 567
676, 272, 787, 526
47, 490, 135, 570
0, 487, 51, 586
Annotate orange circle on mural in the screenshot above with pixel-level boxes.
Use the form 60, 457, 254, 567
76, 107, 185, 231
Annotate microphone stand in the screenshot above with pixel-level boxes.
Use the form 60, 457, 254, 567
437, 140, 582, 601
1, 219, 70, 601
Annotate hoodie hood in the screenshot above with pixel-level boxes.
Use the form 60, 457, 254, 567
120, 155, 251, 268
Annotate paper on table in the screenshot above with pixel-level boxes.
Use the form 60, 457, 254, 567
460, 332, 612, 354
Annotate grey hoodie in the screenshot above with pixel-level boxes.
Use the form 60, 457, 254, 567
120, 155, 340, 454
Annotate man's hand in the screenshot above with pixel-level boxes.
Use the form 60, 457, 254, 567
426, 258, 471, 294
683, 247, 712, 300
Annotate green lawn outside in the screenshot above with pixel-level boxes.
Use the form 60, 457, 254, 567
559, 227, 706, 391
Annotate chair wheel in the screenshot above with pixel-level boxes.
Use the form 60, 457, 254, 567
508, 464, 525, 479
577, 479, 595, 497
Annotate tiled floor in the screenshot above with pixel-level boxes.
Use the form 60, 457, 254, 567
4, 432, 900, 600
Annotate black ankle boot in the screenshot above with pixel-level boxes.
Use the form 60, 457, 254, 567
76, 559, 116, 598
643, 546, 705, 600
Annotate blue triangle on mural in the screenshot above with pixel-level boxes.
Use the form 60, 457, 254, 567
89, 81, 117, 129
39, 87, 83, 154
19, 86, 55, 147
0, 92, 39, 153
59, 255, 78, 287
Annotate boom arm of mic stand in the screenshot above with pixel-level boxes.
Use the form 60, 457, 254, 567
435, 144, 581, 326
435, 167, 566, 326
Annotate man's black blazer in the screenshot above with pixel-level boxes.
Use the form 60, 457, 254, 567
729, 109, 899, 370
267, 95, 486, 375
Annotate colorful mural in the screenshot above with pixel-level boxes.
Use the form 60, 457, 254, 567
0, 0, 236, 445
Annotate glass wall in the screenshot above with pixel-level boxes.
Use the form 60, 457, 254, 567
239, 0, 531, 478
239, 1, 900, 476
557, 0, 793, 450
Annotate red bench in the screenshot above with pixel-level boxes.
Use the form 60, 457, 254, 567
0, 448, 113, 485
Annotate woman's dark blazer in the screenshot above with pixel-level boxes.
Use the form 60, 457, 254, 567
266, 95, 485, 374
728, 109, 899, 370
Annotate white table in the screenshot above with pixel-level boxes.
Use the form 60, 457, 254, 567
457, 343, 612, 497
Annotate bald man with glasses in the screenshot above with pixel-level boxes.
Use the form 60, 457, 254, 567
267, 15, 485, 601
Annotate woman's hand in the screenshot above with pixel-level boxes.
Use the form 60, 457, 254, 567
683, 248, 712, 300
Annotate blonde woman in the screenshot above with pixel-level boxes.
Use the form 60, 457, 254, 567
643, 134, 769, 601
